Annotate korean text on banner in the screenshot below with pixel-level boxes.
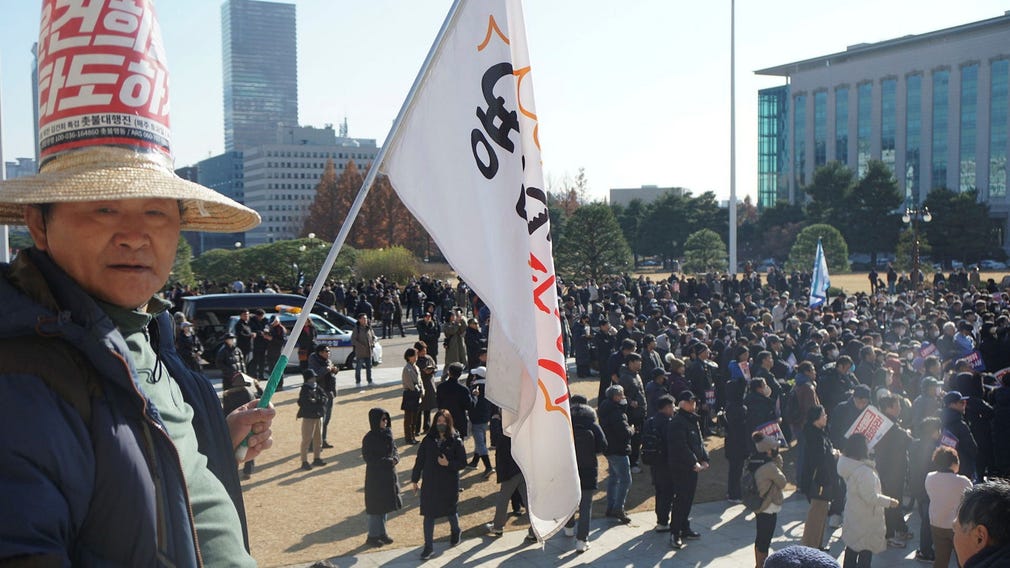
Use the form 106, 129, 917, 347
843, 405, 894, 449
755, 420, 786, 446
379, 0, 578, 539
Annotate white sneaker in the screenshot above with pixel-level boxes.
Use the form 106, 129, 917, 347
563, 527, 575, 537
576, 540, 590, 553
828, 514, 843, 529
631, 465, 643, 474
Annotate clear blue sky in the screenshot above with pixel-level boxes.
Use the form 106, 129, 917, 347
2, 0, 1008, 202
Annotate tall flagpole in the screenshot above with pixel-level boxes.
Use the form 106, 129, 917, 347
238, 0, 466, 459
728, 0, 737, 276
0, 56, 9, 264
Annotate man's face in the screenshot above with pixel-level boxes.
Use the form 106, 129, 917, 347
629, 359, 642, 372
855, 397, 870, 410
26, 199, 181, 309
952, 519, 987, 566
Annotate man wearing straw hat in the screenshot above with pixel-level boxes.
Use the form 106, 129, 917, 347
0, 1, 272, 566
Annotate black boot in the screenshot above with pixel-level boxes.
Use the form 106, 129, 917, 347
481, 455, 495, 478
467, 455, 479, 469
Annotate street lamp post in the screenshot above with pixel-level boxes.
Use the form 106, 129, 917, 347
902, 205, 932, 289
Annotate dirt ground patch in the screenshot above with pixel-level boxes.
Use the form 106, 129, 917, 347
241, 370, 793, 566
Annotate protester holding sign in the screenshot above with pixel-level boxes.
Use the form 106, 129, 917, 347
941, 391, 979, 481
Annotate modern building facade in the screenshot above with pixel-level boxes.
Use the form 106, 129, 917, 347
222, 0, 298, 151
609, 185, 685, 207
243, 125, 378, 246
755, 12, 1010, 244
4, 158, 37, 180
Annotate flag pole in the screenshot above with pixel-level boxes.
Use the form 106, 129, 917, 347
728, 0, 737, 276
237, 0, 466, 460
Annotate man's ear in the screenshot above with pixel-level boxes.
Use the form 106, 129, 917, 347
23, 205, 49, 251
975, 523, 990, 546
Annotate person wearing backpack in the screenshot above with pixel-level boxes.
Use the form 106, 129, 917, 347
746, 431, 787, 568
648, 395, 677, 533
564, 395, 608, 553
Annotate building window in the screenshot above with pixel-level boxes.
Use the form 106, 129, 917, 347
857, 82, 872, 177
794, 94, 806, 187
960, 64, 978, 192
881, 78, 897, 174
758, 85, 789, 209
906, 74, 922, 201
932, 69, 949, 189
835, 87, 849, 163
814, 91, 827, 167
991, 59, 1008, 198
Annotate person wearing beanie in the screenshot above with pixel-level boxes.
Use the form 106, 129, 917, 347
764, 545, 841, 568
748, 431, 787, 567
666, 390, 710, 549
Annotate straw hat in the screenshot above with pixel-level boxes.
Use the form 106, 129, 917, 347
0, 0, 259, 233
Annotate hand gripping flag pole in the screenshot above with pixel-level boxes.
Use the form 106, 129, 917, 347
236, 0, 465, 461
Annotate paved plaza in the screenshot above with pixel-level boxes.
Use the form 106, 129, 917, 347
285, 489, 933, 567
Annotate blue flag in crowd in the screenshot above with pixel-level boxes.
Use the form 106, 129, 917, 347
809, 238, 830, 308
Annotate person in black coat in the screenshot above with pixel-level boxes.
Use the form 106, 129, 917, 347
417, 312, 441, 364
436, 362, 475, 438
875, 395, 913, 543
724, 376, 749, 502
411, 409, 467, 560
565, 395, 607, 551
801, 405, 837, 550
954, 372, 995, 479
991, 382, 1010, 478
599, 384, 634, 522
686, 343, 715, 436
666, 390, 710, 549
650, 395, 678, 533
744, 378, 778, 452
362, 408, 401, 547
909, 417, 942, 562
828, 385, 872, 449
941, 391, 979, 481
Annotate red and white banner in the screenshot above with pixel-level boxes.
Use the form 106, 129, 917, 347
844, 405, 895, 450
380, 0, 578, 539
36, 0, 171, 165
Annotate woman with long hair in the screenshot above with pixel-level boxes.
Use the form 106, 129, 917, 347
411, 409, 467, 560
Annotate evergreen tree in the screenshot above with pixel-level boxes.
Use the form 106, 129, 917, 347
169, 236, 196, 288
787, 223, 850, 273
847, 160, 903, 264
556, 202, 631, 281
804, 161, 855, 225
922, 188, 997, 266
683, 229, 727, 274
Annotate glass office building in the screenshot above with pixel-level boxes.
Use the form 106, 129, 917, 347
755, 12, 1010, 248
222, 0, 298, 151
758, 86, 789, 208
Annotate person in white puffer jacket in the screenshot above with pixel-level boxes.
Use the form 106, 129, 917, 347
836, 433, 900, 568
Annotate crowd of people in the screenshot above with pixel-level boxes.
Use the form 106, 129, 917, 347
187, 267, 1010, 566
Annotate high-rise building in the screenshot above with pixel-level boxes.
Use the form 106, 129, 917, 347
755, 11, 1010, 242
4, 158, 37, 180
243, 124, 379, 246
222, 0, 298, 151
30, 42, 40, 165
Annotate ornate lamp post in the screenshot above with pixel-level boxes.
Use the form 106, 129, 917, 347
902, 205, 932, 289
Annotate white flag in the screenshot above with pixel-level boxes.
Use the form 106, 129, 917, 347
380, 0, 579, 539
809, 237, 830, 309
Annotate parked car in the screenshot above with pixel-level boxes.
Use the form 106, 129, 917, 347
980, 259, 1008, 270
226, 312, 382, 370
181, 293, 357, 355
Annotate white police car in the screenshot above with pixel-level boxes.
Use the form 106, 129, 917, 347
227, 311, 382, 369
